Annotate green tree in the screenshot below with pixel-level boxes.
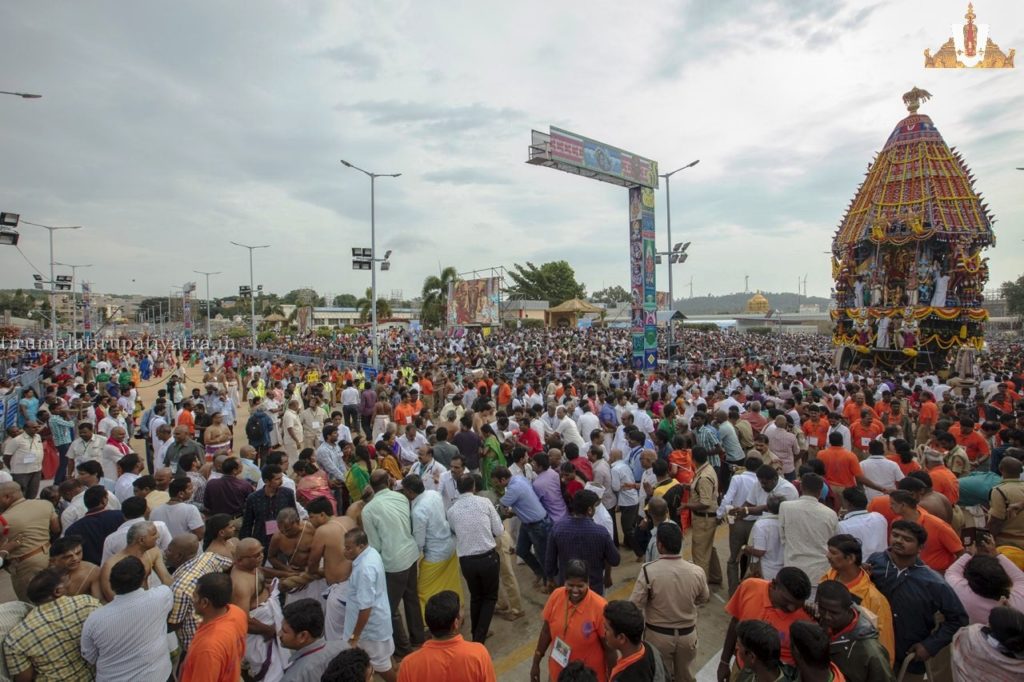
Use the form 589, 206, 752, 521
591, 285, 631, 305
1002, 275, 1024, 322
505, 260, 586, 305
332, 293, 359, 307
421, 266, 459, 328
356, 288, 392, 322
282, 288, 324, 306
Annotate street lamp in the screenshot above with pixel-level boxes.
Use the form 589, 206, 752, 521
22, 220, 82, 349
54, 262, 92, 339
230, 242, 269, 350
0, 91, 41, 99
194, 270, 222, 339
341, 159, 401, 370
659, 159, 699, 310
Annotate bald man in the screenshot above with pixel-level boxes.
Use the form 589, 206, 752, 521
232, 537, 285, 681
166, 533, 234, 654
100, 521, 171, 602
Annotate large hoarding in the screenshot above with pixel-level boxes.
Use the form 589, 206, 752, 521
550, 127, 659, 189
629, 187, 658, 370
446, 277, 500, 326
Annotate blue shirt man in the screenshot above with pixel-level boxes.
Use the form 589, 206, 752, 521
499, 475, 548, 524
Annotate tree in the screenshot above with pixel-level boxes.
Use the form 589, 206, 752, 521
505, 260, 586, 306
1002, 275, 1024, 322
421, 266, 459, 328
591, 285, 631, 305
332, 293, 358, 307
282, 288, 324, 306
356, 288, 392, 322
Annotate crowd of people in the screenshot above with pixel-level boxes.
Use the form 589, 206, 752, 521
0, 326, 1021, 682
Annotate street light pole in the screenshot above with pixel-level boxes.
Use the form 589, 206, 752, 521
54, 262, 92, 340
341, 160, 401, 370
194, 270, 222, 338
230, 242, 269, 350
659, 160, 699, 310
22, 221, 82, 349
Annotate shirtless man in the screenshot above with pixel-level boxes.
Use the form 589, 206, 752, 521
203, 412, 232, 461
49, 535, 103, 600
99, 520, 171, 601
267, 508, 314, 585
305, 496, 356, 639
232, 537, 285, 679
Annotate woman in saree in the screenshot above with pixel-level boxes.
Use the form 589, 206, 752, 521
480, 424, 506, 491
374, 434, 404, 483
294, 460, 336, 514
345, 445, 373, 502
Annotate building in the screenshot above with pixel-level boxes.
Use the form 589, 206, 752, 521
745, 292, 770, 314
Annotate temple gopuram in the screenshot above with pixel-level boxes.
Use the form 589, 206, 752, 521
830, 88, 995, 371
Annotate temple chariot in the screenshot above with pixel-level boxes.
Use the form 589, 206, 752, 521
831, 88, 995, 371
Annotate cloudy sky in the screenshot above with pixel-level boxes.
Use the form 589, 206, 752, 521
1, 0, 1021, 304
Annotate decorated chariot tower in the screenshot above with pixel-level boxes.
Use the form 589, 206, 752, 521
831, 88, 995, 370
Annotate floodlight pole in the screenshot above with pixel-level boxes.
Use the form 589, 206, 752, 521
231, 242, 268, 350
23, 221, 82, 350
659, 160, 699, 311
341, 160, 401, 370
55, 262, 92, 339
194, 270, 221, 338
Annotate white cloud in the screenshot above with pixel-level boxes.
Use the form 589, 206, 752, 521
0, 0, 1020, 303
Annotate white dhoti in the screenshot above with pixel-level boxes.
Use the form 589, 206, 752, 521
323, 579, 350, 642
286, 577, 327, 606
245, 579, 285, 682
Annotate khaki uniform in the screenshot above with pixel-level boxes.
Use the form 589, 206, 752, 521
3, 498, 54, 601
689, 462, 722, 585
629, 555, 710, 682
990, 479, 1024, 550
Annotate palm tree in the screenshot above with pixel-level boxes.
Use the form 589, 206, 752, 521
421, 266, 458, 328
356, 288, 392, 322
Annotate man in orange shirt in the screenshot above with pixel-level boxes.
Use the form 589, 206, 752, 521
418, 374, 434, 415
873, 391, 893, 424
849, 410, 883, 459
889, 490, 963, 572
398, 590, 496, 682
921, 449, 959, 504
867, 476, 927, 531
496, 378, 512, 412
719, 567, 813, 679
914, 391, 938, 445
816, 432, 889, 499
842, 393, 864, 425
180, 572, 248, 682
801, 406, 829, 459
393, 392, 419, 427
176, 400, 196, 437
954, 417, 990, 467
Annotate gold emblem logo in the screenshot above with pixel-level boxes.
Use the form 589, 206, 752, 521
925, 2, 1014, 68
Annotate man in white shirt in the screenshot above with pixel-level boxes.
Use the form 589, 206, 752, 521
113, 453, 143, 503
341, 380, 361, 434
396, 424, 429, 468
438, 456, 465, 510
632, 400, 655, 436
779, 473, 837, 591
859, 440, 903, 501
826, 412, 852, 451
576, 404, 601, 447
554, 407, 586, 450
410, 447, 447, 494
102, 496, 172, 564
746, 496, 785, 580
836, 487, 889, 558
97, 405, 128, 438
718, 456, 764, 594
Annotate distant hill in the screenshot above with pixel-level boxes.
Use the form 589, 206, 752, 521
677, 291, 831, 315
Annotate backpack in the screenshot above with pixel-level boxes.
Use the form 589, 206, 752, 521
246, 413, 266, 443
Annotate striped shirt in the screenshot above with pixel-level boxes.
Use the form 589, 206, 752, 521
168, 552, 234, 652
48, 415, 76, 446
3, 594, 100, 681
80, 586, 174, 681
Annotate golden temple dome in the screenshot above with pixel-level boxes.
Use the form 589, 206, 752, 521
746, 292, 770, 314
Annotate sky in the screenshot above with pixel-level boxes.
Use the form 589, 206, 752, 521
1, 0, 1021, 304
